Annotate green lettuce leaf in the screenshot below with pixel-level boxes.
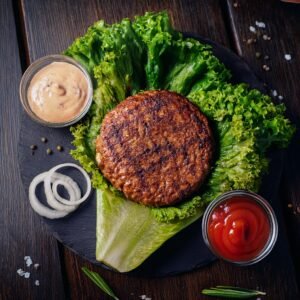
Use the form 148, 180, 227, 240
163, 38, 231, 95
133, 11, 178, 89
96, 188, 200, 272
64, 20, 107, 74
188, 83, 295, 150
67, 11, 295, 272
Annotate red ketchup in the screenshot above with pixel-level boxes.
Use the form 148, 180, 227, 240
207, 197, 271, 262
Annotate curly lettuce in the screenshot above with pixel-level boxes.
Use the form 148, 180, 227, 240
132, 11, 178, 89
164, 38, 231, 95
66, 11, 295, 272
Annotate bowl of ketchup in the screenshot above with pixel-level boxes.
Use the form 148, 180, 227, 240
202, 190, 278, 265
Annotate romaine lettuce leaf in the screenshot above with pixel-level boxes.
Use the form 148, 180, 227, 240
96, 188, 200, 272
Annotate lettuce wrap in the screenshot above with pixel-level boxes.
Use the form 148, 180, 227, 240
65, 12, 295, 272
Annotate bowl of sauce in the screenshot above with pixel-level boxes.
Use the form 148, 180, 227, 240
202, 190, 278, 265
20, 55, 93, 127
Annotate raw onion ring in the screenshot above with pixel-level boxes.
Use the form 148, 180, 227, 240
52, 179, 80, 204
45, 163, 91, 206
29, 172, 71, 219
29, 163, 91, 219
44, 172, 78, 212
52, 174, 81, 204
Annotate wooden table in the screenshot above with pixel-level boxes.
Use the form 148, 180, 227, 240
1, 0, 300, 299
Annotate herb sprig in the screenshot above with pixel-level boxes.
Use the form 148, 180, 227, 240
82, 267, 119, 300
202, 285, 266, 299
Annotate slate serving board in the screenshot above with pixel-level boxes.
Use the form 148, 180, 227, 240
18, 35, 282, 277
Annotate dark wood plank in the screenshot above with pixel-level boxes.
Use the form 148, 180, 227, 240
0, 0, 66, 299
226, 0, 300, 291
225, 0, 300, 117
20, 0, 231, 57
19, 0, 300, 299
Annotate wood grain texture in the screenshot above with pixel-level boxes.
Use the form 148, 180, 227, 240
226, 0, 300, 291
17, 0, 300, 299
225, 0, 300, 116
20, 0, 231, 59
0, 0, 65, 299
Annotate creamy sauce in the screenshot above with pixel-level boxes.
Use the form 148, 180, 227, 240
27, 62, 89, 123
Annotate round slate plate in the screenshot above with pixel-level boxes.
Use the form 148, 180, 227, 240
18, 35, 282, 277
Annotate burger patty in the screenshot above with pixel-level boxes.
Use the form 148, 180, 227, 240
96, 90, 214, 207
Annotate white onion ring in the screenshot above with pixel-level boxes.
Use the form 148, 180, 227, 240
52, 179, 81, 204
45, 163, 91, 206
44, 172, 78, 212
54, 174, 81, 200
29, 163, 92, 219
50, 172, 81, 205
29, 172, 70, 219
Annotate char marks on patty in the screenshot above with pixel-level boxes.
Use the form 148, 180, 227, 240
96, 90, 214, 207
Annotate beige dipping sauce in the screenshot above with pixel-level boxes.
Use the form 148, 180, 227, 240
27, 62, 89, 123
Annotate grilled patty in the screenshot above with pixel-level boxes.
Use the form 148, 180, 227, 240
96, 90, 214, 207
